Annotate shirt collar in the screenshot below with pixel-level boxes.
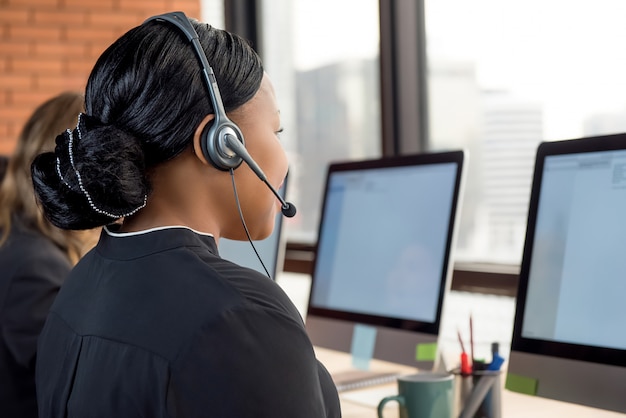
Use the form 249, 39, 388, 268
104, 225, 214, 238
97, 225, 218, 260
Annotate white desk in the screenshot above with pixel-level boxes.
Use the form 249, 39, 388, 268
314, 347, 626, 418
277, 273, 625, 417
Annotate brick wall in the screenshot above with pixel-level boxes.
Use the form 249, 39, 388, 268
0, 0, 201, 155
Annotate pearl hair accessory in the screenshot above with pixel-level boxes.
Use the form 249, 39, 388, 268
56, 113, 147, 219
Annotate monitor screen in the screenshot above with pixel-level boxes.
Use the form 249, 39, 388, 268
507, 134, 626, 413
306, 151, 465, 370
218, 179, 288, 280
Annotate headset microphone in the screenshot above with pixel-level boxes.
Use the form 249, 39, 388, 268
224, 134, 297, 218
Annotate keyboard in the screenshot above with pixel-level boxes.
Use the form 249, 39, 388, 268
332, 369, 404, 392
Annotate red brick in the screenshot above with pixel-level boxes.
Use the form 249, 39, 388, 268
0, 122, 9, 144
33, 41, 88, 58
10, 89, 64, 107
0, 0, 202, 158
0, 138, 17, 156
60, 0, 115, 11
0, 40, 33, 56
0, 89, 8, 105
85, 10, 144, 28
32, 9, 89, 26
8, 25, 63, 42
0, 73, 34, 90
4, 0, 51, 6
0, 8, 31, 24
64, 25, 118, 43
11, 57, 64, 73
34, 73, 86, 91
0, 102, 33, 120
7, 120, 20, 141
117, 0, 168, 13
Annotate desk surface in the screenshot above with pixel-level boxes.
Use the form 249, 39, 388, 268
314, 347, 626, 418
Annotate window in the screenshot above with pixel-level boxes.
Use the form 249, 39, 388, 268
259, 0, 382, 243
201, 0, 225, 28
425, 0, 626, 264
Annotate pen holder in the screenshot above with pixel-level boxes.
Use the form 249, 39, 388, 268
452, 369, 502, 418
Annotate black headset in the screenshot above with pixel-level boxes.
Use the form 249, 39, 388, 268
144, 11, 244, 171
143, 11, 296, 218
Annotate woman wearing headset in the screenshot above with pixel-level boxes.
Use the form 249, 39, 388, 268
32, 12, 340, 418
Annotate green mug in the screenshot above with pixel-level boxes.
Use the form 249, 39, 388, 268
377, 372, 454, 418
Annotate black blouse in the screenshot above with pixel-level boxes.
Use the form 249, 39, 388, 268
0, 215, 71, 418
36, 226, 340, 417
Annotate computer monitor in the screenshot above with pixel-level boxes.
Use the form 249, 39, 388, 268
506, 134, 626, 413
218, 178, 288, 280
306, 150, 465, 371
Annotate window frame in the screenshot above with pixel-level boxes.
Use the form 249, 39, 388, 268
224, 0, 520, 296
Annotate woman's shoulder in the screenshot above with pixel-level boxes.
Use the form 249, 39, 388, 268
95, 226, 301, 319
0, 217, 71, 279
205, 256, 305, 324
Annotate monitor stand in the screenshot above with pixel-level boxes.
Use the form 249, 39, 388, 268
307, 316, 442, 391
307, 316, 440, 369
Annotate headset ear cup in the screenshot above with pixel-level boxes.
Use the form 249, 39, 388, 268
200, 120, 245, 171
200, 121, 219, 169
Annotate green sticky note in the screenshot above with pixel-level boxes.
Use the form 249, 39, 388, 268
505, 373, 538, 396
415, 343, 438, 361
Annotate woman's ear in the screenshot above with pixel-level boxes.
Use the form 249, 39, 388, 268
192, 114, 216, 165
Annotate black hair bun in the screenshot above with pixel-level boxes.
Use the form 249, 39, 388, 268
32, 114, 150, 229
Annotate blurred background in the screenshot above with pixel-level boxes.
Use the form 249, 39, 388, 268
3, 0, 626, 359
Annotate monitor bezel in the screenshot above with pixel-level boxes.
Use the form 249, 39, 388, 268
511, 132, 626, 369
306, 150, 465, 337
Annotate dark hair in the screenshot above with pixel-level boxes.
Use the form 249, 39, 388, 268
31, 16, 263, 230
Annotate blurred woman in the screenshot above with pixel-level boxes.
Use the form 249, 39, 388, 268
0, 92, 94, 417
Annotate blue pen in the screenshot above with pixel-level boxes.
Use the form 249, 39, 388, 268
487, 353, 504, 371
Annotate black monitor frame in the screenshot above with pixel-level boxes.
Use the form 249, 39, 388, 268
306, 150, 465, 369
507, 133, 626, 413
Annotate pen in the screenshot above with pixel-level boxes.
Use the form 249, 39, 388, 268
491, 342, 499, 360
457, 329, 472, 375
469, 314, 475, 371
488, 342, 503, 370
457, 328, 466, 354
461, 352, 472, 375
487, 354, 504, 371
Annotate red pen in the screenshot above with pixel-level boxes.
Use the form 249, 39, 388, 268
461, 352, 472, 376
457, 329, 472, 376
469, 314, 475, 370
